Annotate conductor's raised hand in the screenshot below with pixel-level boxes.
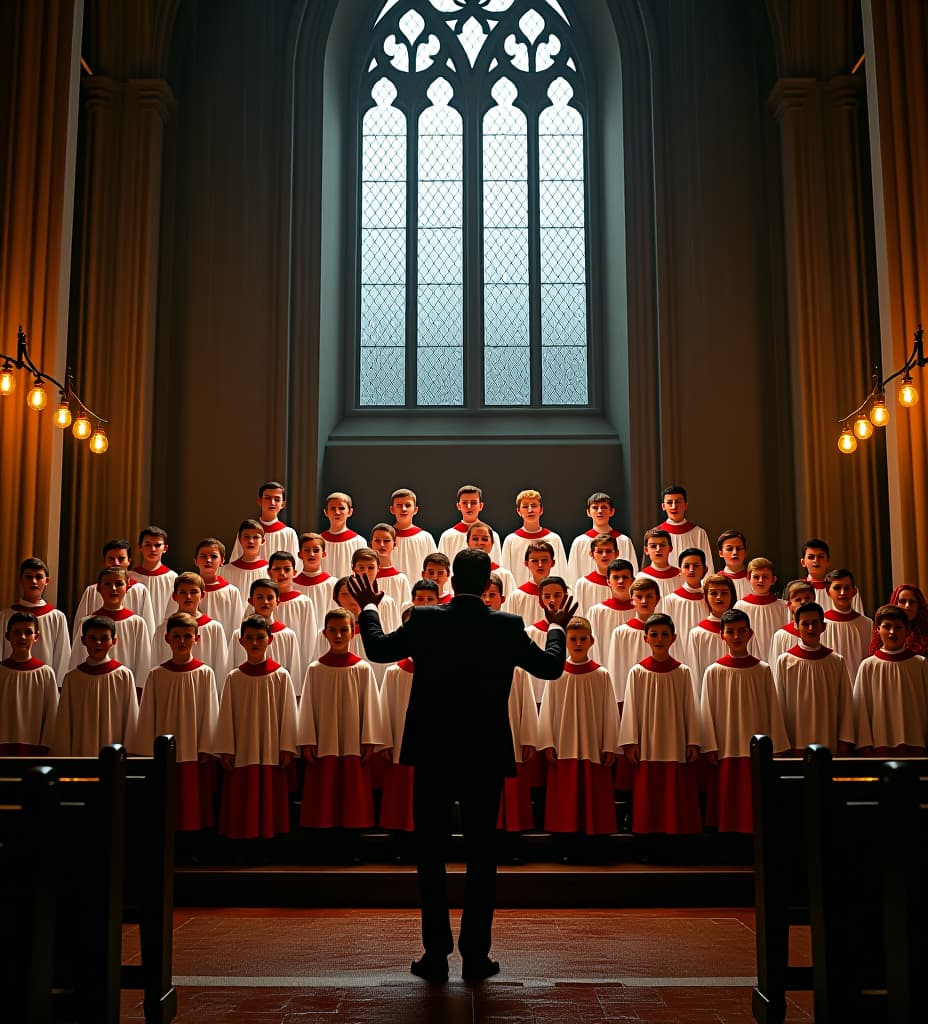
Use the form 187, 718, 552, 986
544, 589, 579, 628
347, 572, 384, 608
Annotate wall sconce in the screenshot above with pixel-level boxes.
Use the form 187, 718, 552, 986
837, 324, 925, 454
0, 325, 110, 453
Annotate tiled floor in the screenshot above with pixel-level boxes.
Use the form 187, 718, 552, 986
120, 907, 814, 1022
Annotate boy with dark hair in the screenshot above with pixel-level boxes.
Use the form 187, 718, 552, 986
196, 537, 246, 640
0, 556, 71, 681
266, 550, 319, 664
389, 488, 437, 582
230, 480, 300, 561
823, 569, 872, 679
370, 522, 412, 608
605, 576, 660, 706
735, 557, 788, 663
293, 532, 336, 631
637, 527, 681, 599
152, 571, 230, 684
653, 485, 712, 570
662, 547, 709, 670
130, 526, 177, 622
800, 537, 864, 613
229, 579, 302, 695
588, 558, 636, 652
573, 534, 619, 616
566, 492, 638, 586
438, 485, 502, 564
684, 574, 736, 701
0, 611, 58, 752
73, 539, 157, 635
768, 579, 818, 679
507, 540, 557, 627
224, 519, 270, 600
717, 529, 750, 600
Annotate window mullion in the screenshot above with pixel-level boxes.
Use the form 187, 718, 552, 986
464, 96, 483, 409
406, 101, 420, 407
527, 103, 542, 407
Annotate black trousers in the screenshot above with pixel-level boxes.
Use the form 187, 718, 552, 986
412, 764, 505, 959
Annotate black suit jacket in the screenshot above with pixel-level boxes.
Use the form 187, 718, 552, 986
359, 595, 566, 776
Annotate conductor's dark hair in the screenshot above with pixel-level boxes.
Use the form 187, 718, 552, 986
451, 548, 491, 596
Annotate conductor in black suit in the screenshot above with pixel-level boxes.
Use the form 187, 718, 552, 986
349, 548, 576, 982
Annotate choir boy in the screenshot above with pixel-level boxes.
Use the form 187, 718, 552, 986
700, 609, 789, 832
320, 492, 367, 579
230, 480, 300, 562
716, 530, 750, 600
661, 548, 709, 669
307, 577, 368, 663
130, 526, 177, 622
228, 579, 302, 695
768, 579, 817, 679
537, 616, 620, 839
775, 601, 854, 753
853, 604, 928, 755
653, 485, 712, 569
800, 537, 864, 612
69, 567, 151, 689
507, 540, 557, 627
134, 612, 219, 830
0, 556, 71, 681
293, 532, 336, 629
500, 488, 567, 586
223, 520, 270, 601
606, 576, 660, 705
196, 538, 246, 641
152, 572, 229, 684
213, 614, 298, 840
735, 557, 789, 663
73, 540, 156, 635
389, 488, 437, 582
298, 608, 384, 834
524, 577, 570, 703
422, 552, 453, 604
573, 534, 618, 616
618, 613, 702, 834
438, 485, 502, 563
466, 521, 516, 599
370, 522, 413, 608
637, 528, 681, 600
684, 574, 736, 701
0, 612, 58, 753
587, 558, 636, 656
823, 569, 872, 681
266, 551, 319, 661
566, 492, 638, 585
55, 615, 138, 755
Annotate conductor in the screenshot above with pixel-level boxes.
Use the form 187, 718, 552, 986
349, 548, 576, 982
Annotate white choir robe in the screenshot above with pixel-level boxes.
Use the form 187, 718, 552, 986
151, 615, 229, 693
768, 623, 802, 682
636, 566, 681, 601
700, 656, 789, 832
500, 528, 568, 587
75, 580, 157, 637
823, 610, 873, 682
685, 619, 727, 701
297, 652, 384, 828
129, 565, 178, 624
524, 621, 555, 703
618, 658, 702, 834
230, 519, 300, 562
438, 523, 502, 565
375, 567, 412, 610
507, 582, 545, 628
657, 520, 714, 570
0, 602, 71, 682
54, 660, 138, 755
537, 660, 620, 834
249, 591, 317, 676
774, 645, 855, 751
853, 651, 928, 752
661, 586, 707, 669
719, 569, 751, 601
391, 526, 438, 582
498, 666, 540, 833
806, 577, 865, 614
488, 563, 518, 606
70, 609, 151, 687
199, 578, 246, 640
133, 659, 220, 830
735, 595, 789, 665
588, 600, 635, 664
606, 620, 649, 703
378, 657, 415, 830
212, 660, 298, 839
566, 528, 639, 588
292, 572, 336, 634
319, 530, 367, 580
228, 621, 302, 695
222, 558, 271, 602
0, 657, 58, 751
573, 573, 611, 617
319, 595, 400, 684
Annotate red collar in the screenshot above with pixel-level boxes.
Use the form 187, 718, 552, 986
294, 572, 331, 586
398, 657, 415, 672
786, 645, 832, 660
377, 567, 400, 578
79, 659, 122, 675
640, 656, 681, 672
564, 659, 601, 674
394, 526, 424, 538
439, 594, 452, 604
204, 577, 229, 592
660, 521, 692, 535
672, 587, 703, 600
779, 622, 801, 637
519, 582, 540, 595
585, 527, 622, 539
642, 566, 680, 579
92, 607, 134, 621
875, 649, 918, 662
321, 529, 359, 542
319, 651, 362, 667
603, 598, 634, 611
12, 602, 55, 616
584, 572, 608, 585
625, 618, 647, 631
698, 618, 721, 634
1, 657, 44, 671
277, 590, 300, 603
743, 594, 779, 605
717, 655, 760, 669
238, 659, 282, 676
196, 613, 212, 626
132, 564, 171, 576
825, 609, 860, 622
514, 527, 550, 538
160, 658, 205, 672
806, 578, 827, 590
721, 569, 748, 580
260, 520, 285, 533
230, 557, 268, 569
533, 620, 549, 632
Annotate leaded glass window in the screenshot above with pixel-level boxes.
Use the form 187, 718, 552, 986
359, 0, 591, 408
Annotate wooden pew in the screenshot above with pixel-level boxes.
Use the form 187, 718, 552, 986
0, 764, 58, 1024
4, 735, 178, 1024
803, 745, 928, 1024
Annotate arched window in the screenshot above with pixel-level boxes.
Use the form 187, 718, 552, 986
358, 0, 591, 408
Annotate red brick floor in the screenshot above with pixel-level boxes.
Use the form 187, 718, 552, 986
120, 907, 814, 1022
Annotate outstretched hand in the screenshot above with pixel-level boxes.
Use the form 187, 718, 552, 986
346, 572, 384, 608
544, 591, 579, 628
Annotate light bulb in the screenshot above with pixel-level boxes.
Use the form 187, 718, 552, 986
869, 398, 889, 427
72, 415, 92, 440
26, 380, 47, 411
0, 368, 14, 396
898, 375, 919, 407
53, 398, 72, 429
853, 415, 873, 440
838, 429, 857, 454
89, 427, 109, 454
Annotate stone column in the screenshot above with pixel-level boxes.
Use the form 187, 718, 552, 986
863, 1, 928, 587
771, 74, 888, 605
62, 74, 174, 608
0, 0, 83, 602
